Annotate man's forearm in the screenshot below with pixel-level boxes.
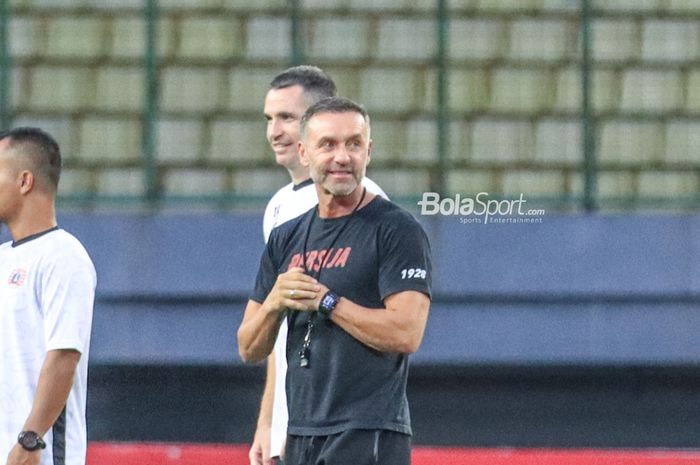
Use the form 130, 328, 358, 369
257, 353, 276, 429
240, 268, 322, 363
248, 353, 276, 465
22, 349, 80, 435
329, 290, 430, 354
238, 300, 286, 363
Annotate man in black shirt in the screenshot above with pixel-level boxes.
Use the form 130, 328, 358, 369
238, 97, 432, 465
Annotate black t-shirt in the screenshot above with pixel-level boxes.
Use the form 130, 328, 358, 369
251, 196, 432, 436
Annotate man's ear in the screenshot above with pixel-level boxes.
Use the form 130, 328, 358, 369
365, 139, 372, 167
19, 171, 34, 194
298, 141, 310, 167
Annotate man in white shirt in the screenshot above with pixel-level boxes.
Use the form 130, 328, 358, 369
0, 127, 96, 465
249, 66, 386, 465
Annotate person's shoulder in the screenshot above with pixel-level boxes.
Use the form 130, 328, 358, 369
367, 198, 428, 242
265, 182, 295, 210
264, 180, 319, 241
265, 181, 318, 217
286, 181, 318, 208
268, 206, 315, 243
369, 197, 418, 224
42, 230, 95, 269
48, 229, 83, 247
273, 181, 296, 198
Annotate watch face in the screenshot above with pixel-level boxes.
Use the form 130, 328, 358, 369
319, 292, 339, 317
18, 431, 44, 451
322, 294, 335, 307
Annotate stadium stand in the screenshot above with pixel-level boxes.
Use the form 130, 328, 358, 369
2, 0, 697, 207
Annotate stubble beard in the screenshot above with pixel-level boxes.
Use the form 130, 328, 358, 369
311, 166, 366, 197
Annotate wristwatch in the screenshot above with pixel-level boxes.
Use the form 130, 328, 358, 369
318, 291, 340, 319
18, 431, 46, 451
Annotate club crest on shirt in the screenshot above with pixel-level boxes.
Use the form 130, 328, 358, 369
7, 268, 27, 287
272, 205, 281, 229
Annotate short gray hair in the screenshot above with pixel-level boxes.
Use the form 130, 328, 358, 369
300, 97, 370, 139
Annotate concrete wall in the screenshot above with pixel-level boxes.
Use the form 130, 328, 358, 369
17, 211, 696, 367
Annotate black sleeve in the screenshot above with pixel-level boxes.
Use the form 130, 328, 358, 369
250, 232, 280, 304
377, 212, 432, 301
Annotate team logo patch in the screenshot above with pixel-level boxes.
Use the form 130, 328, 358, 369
7, 268, 27, 287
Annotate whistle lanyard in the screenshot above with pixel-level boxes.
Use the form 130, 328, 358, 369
298, 187, 367, 368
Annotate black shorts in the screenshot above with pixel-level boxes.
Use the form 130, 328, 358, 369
285, 429, 410, 465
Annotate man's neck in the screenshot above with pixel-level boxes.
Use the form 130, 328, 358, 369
10, 220, 58, 243
317, 186, 368, 219
8, 200, 57, 243
288, 166, 310, 186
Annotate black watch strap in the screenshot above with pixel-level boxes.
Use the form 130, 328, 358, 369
18, 431, 46, 451
318, 291, 340, 319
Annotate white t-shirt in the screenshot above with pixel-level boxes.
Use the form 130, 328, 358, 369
262, 178, 387, 457
0, 228, 96, 465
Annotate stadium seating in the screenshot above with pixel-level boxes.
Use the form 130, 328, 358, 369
78, 118, 141, 163
365, 168, 432, 196
599, 121, 664, 164
502, 171, 566, 195
534, 119, 582, 163
308, 18, 371, 60
95, 67, 145, 112
508, 18, 572, 61
230, 167, 290, 194
620, 69, 683, 113
665, 120, 700, 162
490, 68, 553, 113
638, 172, 699, 197
96, 168, 145, 197
376, 19, 436, 60
178, 17, 241, 60
245, 17, 292, 60
449, 19, 506, 61
109, 17, 171, 59
157, 119, 203, 163
161, 68, 225, 113
641, 19, 700, 62
667, 0, 700, 12
46, 17, 105, 59
471, 119, 535, 162
163, 168, 227, 196
209, 119, 267, 163
1, 1, 697, 208
591, 19, 640, 62
686, 70, 700, 111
